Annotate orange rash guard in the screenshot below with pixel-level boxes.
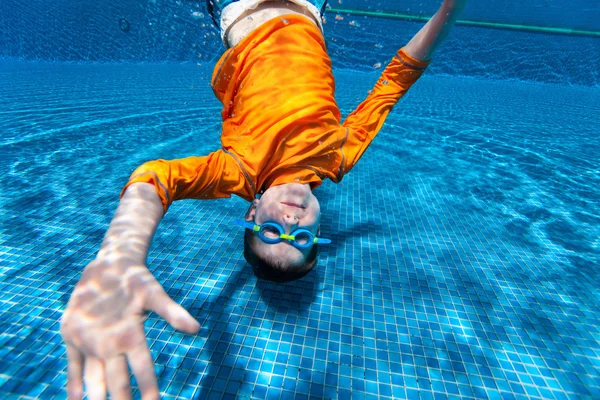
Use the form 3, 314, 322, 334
121, 14, 429, 213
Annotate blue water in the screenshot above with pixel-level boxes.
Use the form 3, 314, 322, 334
1, 57, 599, 399
1, 0, 600, 85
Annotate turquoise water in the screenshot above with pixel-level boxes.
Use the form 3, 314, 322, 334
0, 60, 598, 398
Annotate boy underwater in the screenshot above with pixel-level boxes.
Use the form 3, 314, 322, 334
61, 0, 467, 398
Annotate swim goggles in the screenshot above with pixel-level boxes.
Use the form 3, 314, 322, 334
235, 220, 332, 249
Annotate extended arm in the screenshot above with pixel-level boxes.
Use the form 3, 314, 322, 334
61, 183, 200, 400
404, 0, 467, 62
61, 150, 249, 398
98, 182, 164, 263
340, 0, 467, 171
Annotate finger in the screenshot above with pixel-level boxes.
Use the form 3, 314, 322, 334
145, 288, 200, 334
127, 338, 160, 400
106, 356, 132, 400
66, 345, 84, 399
84, 357, 107, 400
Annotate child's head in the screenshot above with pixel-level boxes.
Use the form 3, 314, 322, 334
243, 183, 322, 282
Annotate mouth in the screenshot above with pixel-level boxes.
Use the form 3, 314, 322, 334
281, 202, 305, 209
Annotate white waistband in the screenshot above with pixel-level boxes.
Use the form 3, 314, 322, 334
220, 0, 324, 46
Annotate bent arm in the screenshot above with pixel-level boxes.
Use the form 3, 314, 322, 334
104, 151, 246, 262
122, 151, 251, 213
404, 0, 467, 62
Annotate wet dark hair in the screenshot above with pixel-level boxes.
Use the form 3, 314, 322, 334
243, 229, 318, 283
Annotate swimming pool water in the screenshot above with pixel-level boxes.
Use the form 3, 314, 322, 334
0, 61, 599, 399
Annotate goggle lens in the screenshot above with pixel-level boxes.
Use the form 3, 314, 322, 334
259, 224, 282, 244
294, 231, 311, 246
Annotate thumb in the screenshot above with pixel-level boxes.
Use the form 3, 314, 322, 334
145, 288, 200, 334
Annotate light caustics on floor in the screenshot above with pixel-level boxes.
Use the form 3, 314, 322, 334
328, 7, 600, 37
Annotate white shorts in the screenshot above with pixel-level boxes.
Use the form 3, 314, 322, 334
220, 0, 325, 46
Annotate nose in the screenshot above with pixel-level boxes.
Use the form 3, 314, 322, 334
282, 213, 299, 229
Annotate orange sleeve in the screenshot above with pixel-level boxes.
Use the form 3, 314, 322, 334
119, 150, 251, 213
341, 48, 430, 170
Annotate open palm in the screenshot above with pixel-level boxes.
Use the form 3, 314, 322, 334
61, 258, 200, 399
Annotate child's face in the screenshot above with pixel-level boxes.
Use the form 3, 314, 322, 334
245, 183, 321, 266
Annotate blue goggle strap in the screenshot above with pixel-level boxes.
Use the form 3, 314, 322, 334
235, 220, 260, 232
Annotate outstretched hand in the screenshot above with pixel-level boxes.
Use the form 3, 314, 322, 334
444, 0, 468, 11
61, 257, 200, 399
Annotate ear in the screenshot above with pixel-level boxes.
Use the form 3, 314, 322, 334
245, 199, 259, 221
